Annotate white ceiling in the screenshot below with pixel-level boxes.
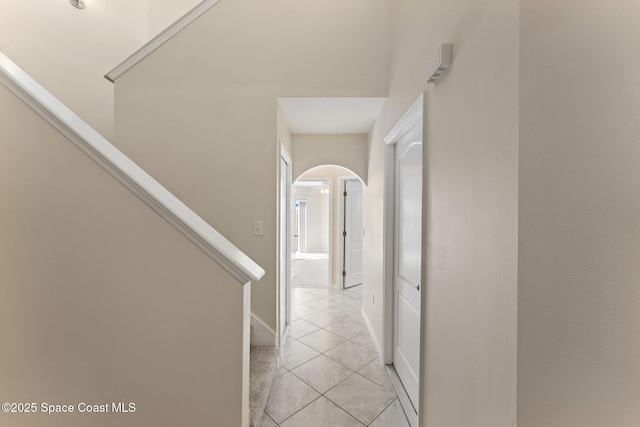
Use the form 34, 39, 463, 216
278, 97, 387, 134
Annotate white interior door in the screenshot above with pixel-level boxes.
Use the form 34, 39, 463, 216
393, 122, 422, 410
343, 180, 363, 288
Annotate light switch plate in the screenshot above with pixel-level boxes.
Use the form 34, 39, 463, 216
253, 221, 263, 236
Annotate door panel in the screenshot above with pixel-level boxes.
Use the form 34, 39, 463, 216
394, 122, 422, 410
397, 141, 422, 287
343, 180, 363, 288
395, 291, 420, 397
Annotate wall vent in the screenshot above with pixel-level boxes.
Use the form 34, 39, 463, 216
426, 43, 452, 84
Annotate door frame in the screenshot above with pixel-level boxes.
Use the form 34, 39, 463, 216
295, 199, 308, 254
382, 94, 425, 421
278, 143, 293, 345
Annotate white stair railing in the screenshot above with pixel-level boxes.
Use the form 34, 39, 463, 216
0, 51, 264, 285
105, 0, 223, 83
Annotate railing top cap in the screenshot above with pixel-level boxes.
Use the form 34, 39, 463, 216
105, 0, 222, 83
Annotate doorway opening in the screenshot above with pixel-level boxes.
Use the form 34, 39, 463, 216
290, 165, 365, 292
292, 179, 330, 288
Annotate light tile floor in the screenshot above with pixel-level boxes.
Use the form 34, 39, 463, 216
291, 253, 329, 288
263, 285, 410, 427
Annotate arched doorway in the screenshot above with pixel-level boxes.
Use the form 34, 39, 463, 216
291, 165, 365, 291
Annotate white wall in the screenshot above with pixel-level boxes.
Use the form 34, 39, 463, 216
518, 1, 640, 425
0, 84, 248, 427
147, 0, 203, 37
0, 0, 148, 140
292, 134, 368, 182
293, 185, 330, 253
364, 0, 518, 425
114, 0, 389, 333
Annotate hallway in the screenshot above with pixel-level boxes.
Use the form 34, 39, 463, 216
262, 285, 410, 426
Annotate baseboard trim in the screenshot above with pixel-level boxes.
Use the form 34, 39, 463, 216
385, 365, 418, 427
250, 313, 277, 346
360, 307, 383, 361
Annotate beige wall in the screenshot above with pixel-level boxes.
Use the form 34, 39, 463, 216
0, 85, 247, 426
364, 0, 519, 425
292, 134, 367, 182
518, 1, 640, 425
148, 0, 203, 37
114, 0, 389, 332
0, 0, 148, 140
4, 0, 637, 423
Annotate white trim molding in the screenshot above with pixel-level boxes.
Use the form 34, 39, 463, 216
0, 51, 265, 285
360, 307, 383, 361
278, 143, 293, 346
384, 94, 424, 145
104, 0, 222, 83
250, 313, 277, 346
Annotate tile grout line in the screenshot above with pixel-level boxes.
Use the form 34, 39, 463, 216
365, 398, 400, 426
271, 285, 385, 425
